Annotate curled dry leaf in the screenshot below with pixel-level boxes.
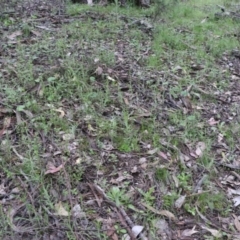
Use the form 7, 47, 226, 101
207, 117, 219, 126
195, 142, 206, 157
175, 195, 186, 209
75, 157, 82, 165
53, 108, 65, 118
11, 187, 20, 194
45, 162, 64, 175
201, 226, 222, 238
0, 183, 6, 195
55, 202, 69, 216
31, 30, 41, 36
233, 214, 240, 232
201, 17, 208, 23
181, 96, 192, 109
131, 166, 138, 173
147, 148, 158, 155
123, 97, 129, 105
95, 66, 103, 75
218, 133, 224, 143
140, 202, 176, 221
21, 110, 34, 119
71, 204, 86, 219
172, 175, 179, 188
182, 225, 198, 237
110, 174, 133, 184
62, 133, 75, 141
7, 30, 22, 40
107, 76, 116, 82
157, 151, 168, 160
15, 111, 23, 125
139, 157, 147, 164
3, 117, 11, 128
0, 117, 11, 137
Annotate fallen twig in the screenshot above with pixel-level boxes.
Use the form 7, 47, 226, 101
88, 183, 102, 207
231, 171, 240, 181
91, 184, 148, 240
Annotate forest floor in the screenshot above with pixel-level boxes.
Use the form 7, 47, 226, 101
1, 0, 240, 239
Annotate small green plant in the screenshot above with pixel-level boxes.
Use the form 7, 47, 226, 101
138, 187, 156, 206
196, 192, 230, 215
177, 172, 192, 191
21, 23, 32, 36
184, 203, 196, 216
114, 224, 127, 235
155, 168, 169, 182
107, 187, 130, 207
163, 192, 179, 209
2, 16, 15, 26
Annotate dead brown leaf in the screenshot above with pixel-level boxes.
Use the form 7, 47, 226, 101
7, 30, 22, 40
53, 108, 65, 118
95, 66, 103, 75
181, 225, 198, 237
195, 141, 206, 157
140, 202, 176, 221
201, 225, 222, 238
175, 195, 186, 209
233, 214, 240, 232
55, 202, 69, 216
157, 151, 169, 160
45, 162, 64, 175
207, 117, 219, 126
31, 30, 41, 36
0, 117, 11, 137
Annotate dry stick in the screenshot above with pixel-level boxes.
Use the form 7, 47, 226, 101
231, 171, 240, 181
91, 184, 147, 240
119, 207, 148, 240
90, 184, 136, 239
119, 207, 135, 228
115, 208, 137, 240
11, 146, 25, 160
88, 183, 102, 207
119, 207, 147, 240
187, 190, 211, 198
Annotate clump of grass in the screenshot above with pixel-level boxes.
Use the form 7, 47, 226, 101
155, 167, 169, 182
